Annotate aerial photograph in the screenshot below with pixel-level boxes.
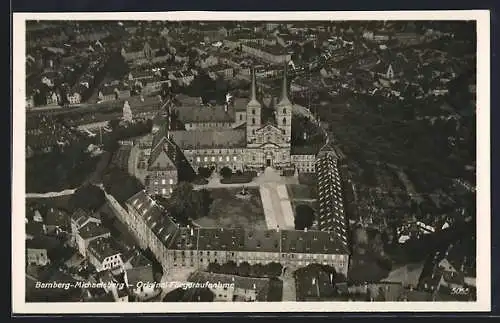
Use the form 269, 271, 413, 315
23, 20, 476, 303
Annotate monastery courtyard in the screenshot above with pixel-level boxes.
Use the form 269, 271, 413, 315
127, 144, 298, 230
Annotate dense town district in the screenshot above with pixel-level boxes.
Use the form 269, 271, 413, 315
25, 20, 476, 302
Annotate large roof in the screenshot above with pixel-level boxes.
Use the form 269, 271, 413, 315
126, 190, 179, 248
169, 129, 246, 150
87, 237, 123, 263
169, 226, 349, 255
172, 104, 235, 124
315, 151, 349, 249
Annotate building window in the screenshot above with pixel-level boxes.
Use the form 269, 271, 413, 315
204, 157, 208, 162
196, 157, 201, 162
211, 156, 216, 162
240, 114, 243, 121
283, 108, 286, 114
252, 118, 255, 125
162, 188, 167, 195
252, 109, 255, 115
233, 156, 237, 162
219, 156, 223, 162
169, 188, 173, 194
161, 179, 166, 185
226, 156, 230, 162
282, 117, 287, 125
169, 178, 174, 185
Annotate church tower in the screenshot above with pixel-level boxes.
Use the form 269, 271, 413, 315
276, 63, 292, 144
246, 68, 261, 144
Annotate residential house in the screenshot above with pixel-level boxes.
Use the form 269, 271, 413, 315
26, 221, 46, 240
124, 251, 157, 301
187, 271, 271, 302
207, 64, 234, 80
26, 95, 35, 109
98, 83, 131, 102
241, 44, 292, 64
96, 270, 129, 302
87, 237, 125, 273
44, 207, 70, 235
199, 54, 219, 69
70, 209, 102, 247
26, 238, 51, 266
75, 221, 111, 258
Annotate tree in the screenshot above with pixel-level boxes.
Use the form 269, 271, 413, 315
168, 182, 212, 221
198, 166, 214, 179
238, 261, 251, 277
250, 263, 265, 277
353, 227, 369, 246
163, 288, 185, 302
219, 166, 232, 179
221, 261, 238, 275
102, 167, 144, 203
294, 204, 315, 230
207, 262, 221, 273
265, 262, 283, 277
69, 184, 105, 212
189, 288, 215, 302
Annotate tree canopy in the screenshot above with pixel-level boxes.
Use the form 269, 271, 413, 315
102, 166, 144, 203
294, 204, 315, 230
69, 183, 105, 212
167, 182, 213, 224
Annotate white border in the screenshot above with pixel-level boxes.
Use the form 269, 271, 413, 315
12, 11, 491, 314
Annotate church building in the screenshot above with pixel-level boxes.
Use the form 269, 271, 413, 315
144, 65, 317, 197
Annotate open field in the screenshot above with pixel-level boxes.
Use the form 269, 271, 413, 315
194, 188, 267, 230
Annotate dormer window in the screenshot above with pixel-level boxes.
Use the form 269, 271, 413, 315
252, 109, 255, 115
283, 108, 286, 114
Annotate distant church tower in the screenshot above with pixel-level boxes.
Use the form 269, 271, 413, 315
122, 100, 133, 123
276, 64, 292, 144
246, 68, 261, 144
143, 41, 153, 60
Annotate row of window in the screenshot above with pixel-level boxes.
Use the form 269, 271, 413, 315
152, 179, 174, 185
151, 188, 173, 195
171, 251, 344, 260
192, 156, 239, 163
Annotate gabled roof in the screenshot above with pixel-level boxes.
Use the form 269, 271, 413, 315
77, 221, 110, 240
126, 191, 179, 248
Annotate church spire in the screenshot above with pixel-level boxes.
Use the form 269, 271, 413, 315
279, 62, 291, 105
251, 67, 257, 101
248, 67, 260, 106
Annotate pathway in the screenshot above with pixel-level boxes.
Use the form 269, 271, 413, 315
25, 188, 77, 198
280, 269, 297, 301
260, 182, 295, 230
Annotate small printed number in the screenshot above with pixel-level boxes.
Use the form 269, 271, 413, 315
451, 287, 469, 295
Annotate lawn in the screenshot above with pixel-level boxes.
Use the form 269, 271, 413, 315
194, 188, 267, 230
286, 184, 316, 201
